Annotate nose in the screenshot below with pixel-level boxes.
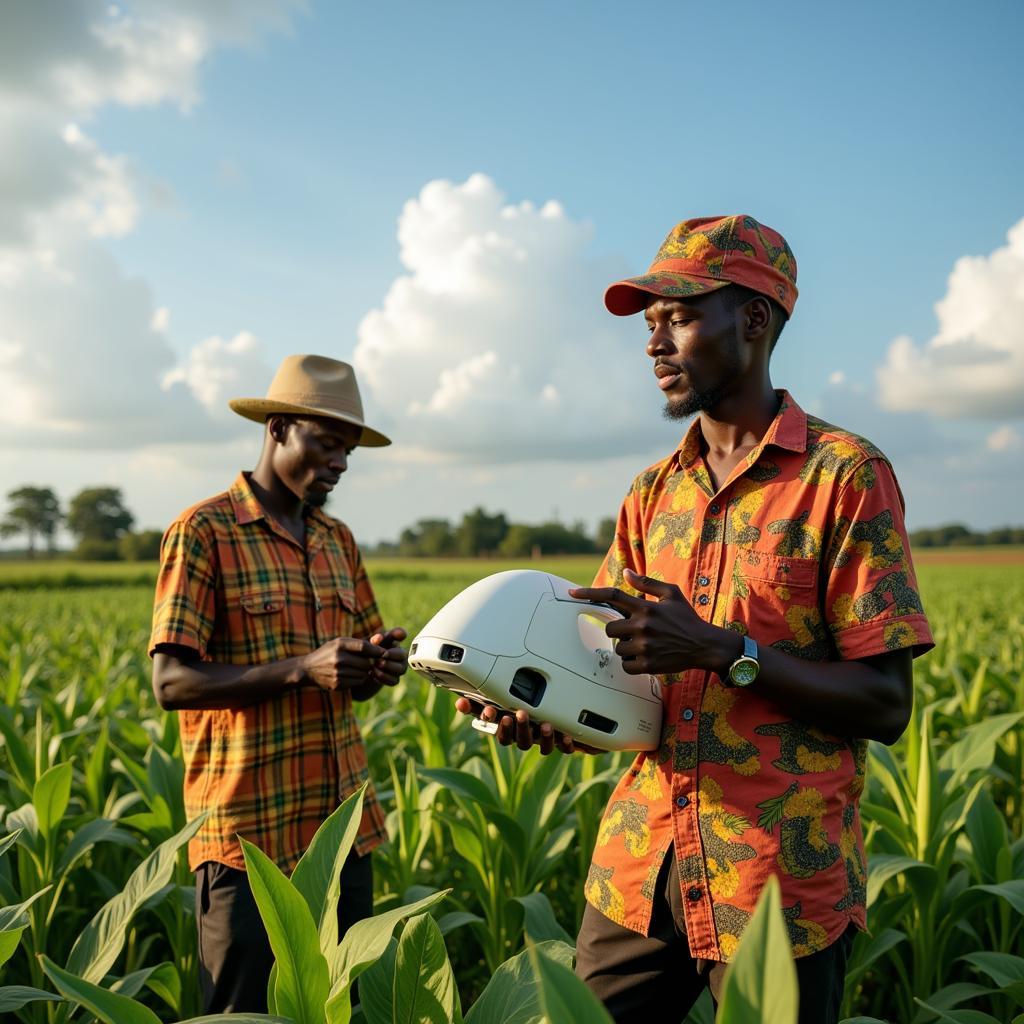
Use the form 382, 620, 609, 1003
646, 323, 678, 358
327, 451, 347, 474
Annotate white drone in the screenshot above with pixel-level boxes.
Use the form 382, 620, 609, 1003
409, 570, 663, 752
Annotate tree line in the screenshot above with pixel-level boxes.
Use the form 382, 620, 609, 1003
0, 485, 161, 561
3, 485, 1023, 561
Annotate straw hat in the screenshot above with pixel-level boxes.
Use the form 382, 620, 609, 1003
229, 354, 390, 447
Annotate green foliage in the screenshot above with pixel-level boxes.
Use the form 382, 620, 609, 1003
119, 530, 164, 561
1, 487, 61, 556
65, 486, 134, 543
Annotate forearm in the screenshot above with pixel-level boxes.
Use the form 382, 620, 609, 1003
153, 651, 307, 711
701, 629, 911, 744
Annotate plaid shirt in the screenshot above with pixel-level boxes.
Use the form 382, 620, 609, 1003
584, 392, 933, 961
150, 472, 388, 873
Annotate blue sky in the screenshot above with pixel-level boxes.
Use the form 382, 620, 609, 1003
1, 0, 1022, 543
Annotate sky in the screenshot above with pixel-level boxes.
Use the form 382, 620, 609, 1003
1, 0, 1023, 546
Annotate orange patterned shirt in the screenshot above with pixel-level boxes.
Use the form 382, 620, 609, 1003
584, 392, 932, 960
149, 472, 388, 873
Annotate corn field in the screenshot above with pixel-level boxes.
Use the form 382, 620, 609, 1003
0, 556, 1021, 1024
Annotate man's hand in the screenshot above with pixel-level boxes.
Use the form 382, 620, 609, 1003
452, 697, 602, 756
569, 568, 740, 676
303, 626, 408, 692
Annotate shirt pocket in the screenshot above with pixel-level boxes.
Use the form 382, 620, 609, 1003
320, 585, 358, 640
727, 551, 820, 636
238, 589, 288, 660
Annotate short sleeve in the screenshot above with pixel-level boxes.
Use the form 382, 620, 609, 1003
149, 517, 218, 657
348, 537, 384, 640
823, 458, 934, 660
593, 484, 647, 589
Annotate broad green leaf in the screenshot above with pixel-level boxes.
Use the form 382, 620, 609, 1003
357, 936, 397, 1024
960, 951, 1024, 988
939, 712, 1024, 789
143, 961, 182, 1013
180, 1015, 294, 1022
419, 767, 498, 809
436, 911, 483, 936
0, 985, 63, 1012
716, 875, 798, 1024
393, 913, 460, 1024
512, 892, 574, 944
839, 1018, 891, 1023
109, 964, 159, 999
527, 940, 613, 1024
326, 888, 451, 1000
241, 838, 331, 1024
0, 886, 52, 968
913, 983, 996, 1021
0, 712, 34, 795
464, 940, 574, 1024
33, 762, 72, 839
39, 956, 162, 1024
66, 813, 205, 983
0, 829, 22, 859
290, 784, 366, 949
867, 854, 935, 906
57, 818, 135, 874
964, 789, 1009, 883
844, 927, 906, 985
967, 880, 1024, 914
913, 1001, 1003, 1024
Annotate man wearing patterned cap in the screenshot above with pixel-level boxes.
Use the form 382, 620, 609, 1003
149, 355, 408, 1013
459, 216, 933, 1023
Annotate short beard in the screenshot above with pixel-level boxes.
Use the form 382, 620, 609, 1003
663, 378, 733, 421
304, 490, 329, 508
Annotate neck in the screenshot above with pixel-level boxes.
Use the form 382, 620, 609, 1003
250, 454, 304, 523
699, 375, 780, 457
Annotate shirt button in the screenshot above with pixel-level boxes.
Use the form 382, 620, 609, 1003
687, 886, 702, 901
676, 795, 689, 808
698, 575, 710, 586
709, 503, 721, 515
263, 601, 273, 610
682, 708, 694, 721
697, 594, 709, 606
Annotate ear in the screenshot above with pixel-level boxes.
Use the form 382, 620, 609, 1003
266, 414, 291, 444
744, 295, 774, 342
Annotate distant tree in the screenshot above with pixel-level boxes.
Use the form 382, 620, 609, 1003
66, 487, 134, 546
0, 486, 62, 557
455, 507, 509, 557
497, 524, 534, 558
119, 529, 164, 561
498, 520, 593, 557
398, 518, 456, 557
595, 516, 617, 553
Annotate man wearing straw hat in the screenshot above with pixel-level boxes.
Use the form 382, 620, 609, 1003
149, 354, 407, 1013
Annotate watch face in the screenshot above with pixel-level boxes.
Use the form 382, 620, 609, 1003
731, 658, 759, 687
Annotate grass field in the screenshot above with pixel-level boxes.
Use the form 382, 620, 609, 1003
0, 553, 1021, 1023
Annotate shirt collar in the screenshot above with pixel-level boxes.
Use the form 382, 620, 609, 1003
675, 390, 807, 471
229, 472, 334, 546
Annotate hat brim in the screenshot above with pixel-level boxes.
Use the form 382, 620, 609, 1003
228, 399, 391, 447
604, 272, 731, 316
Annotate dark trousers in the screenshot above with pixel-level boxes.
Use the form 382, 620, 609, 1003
575, 853, 855, 1024
195, 849, 373, 1014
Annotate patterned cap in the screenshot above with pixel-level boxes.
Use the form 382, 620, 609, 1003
604, 215, 798, 318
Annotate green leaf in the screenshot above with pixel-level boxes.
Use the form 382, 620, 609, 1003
290, 783, 366, 951
419, 767, 498, 809
33, 762, 72, 839
326, 889, 451, 1006
913, 1001, 1003, 1024
0, 985, 63, 1013
66, 813, 205, 983
241, 837, 331, 1024
39, 956, 162, 1024
142, 961, 183, 1013
464, 940, 574, 1024
512, 893, 574, 944
392, 913, 460, 1024
356, 936, 397, 1024
867, 854, 935, 906
844, 927, 906, 985
179, 1015, 294, 1023
436, 911, 483, 936
938, 712, 1024, 789
527, 940, 613, 1023
0, 829, 22, 860
913, 983, 996, 1021
0, 886, 52, 968
57, 818, 134, 874
967, 880, 1024, 914
716, 875, 798, 1024
960, 952, 1024, 988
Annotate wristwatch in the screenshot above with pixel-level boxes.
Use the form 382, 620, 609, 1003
727, 636, 760, 687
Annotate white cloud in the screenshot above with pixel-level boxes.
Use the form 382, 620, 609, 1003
162, 331, 272, 418
354, 174, 676, 462
987, 425, 1023, 452
877, 217, 1024, 418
